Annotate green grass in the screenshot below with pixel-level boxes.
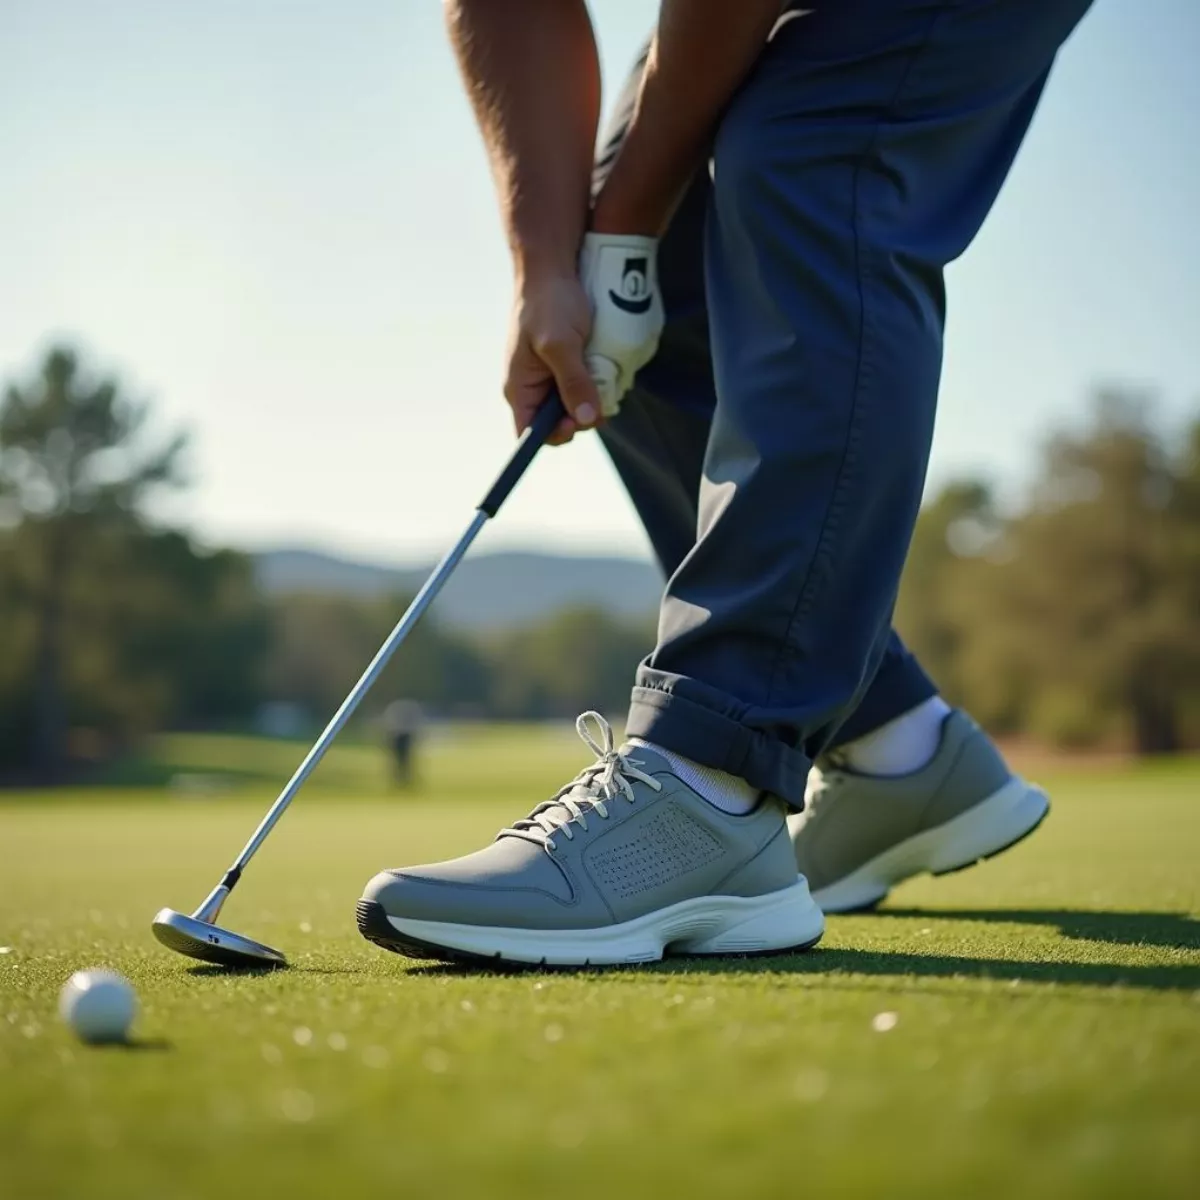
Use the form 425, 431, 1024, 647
1, 728, 1198, 1199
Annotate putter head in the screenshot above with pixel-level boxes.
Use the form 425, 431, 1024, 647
151, 908, 287, 969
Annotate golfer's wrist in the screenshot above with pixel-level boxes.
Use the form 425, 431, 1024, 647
512, 238, 582, 288
588, 189, 668, 238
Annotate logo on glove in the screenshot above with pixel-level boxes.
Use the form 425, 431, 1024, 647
608, 257, 653, 315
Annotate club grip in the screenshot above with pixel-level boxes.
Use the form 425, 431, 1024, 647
477, 391, 568, 517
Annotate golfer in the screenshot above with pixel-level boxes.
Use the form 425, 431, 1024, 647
358, 0, 1094, 964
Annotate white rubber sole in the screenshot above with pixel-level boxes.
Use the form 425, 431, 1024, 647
378, 878, 825, 966
812, 778, 1050, 914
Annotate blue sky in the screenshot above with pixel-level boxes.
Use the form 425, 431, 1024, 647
1, 1, 1196, 564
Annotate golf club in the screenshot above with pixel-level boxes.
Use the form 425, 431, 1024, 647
152, 392, 568, 967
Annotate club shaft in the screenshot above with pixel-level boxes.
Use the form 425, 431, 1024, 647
224, 508, 490, 878
188, 392, 567, 924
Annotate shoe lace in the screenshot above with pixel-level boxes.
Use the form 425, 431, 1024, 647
500, 711, 663, 852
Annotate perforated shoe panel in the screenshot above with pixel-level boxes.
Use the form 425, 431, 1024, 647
587, 804, 726, 900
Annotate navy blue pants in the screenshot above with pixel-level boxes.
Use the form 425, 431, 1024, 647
598, 1, 1093, 806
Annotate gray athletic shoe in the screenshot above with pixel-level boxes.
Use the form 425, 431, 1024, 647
789, 710, 1049, 913
357, 712, 824, 965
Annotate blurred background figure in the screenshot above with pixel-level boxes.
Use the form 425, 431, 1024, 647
382, 699, 424, 791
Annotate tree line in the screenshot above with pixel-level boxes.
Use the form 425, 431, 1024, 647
1, 346, 1197, 780
895, 388, 1200, 754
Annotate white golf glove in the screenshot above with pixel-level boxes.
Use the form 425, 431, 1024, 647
578, 232, 665, 418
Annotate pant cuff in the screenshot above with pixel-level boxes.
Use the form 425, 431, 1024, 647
626, 685, 812, 809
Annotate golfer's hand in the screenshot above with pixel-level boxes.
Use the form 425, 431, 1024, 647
579, 232, 664, 417
504, 275, 603, 445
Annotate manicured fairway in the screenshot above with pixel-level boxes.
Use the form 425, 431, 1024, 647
2, 728, 1197, 1199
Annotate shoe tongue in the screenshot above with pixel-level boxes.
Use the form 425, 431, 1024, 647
559, 755, 628, 808
546, 747, 655, 818
618, 741, 674, 777
503, 760, 618, 841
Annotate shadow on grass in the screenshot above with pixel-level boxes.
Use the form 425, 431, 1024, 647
186, 963, 288, 978
410, 950, 1199, 992
711, 946, 1198, 991
403, 908, 1200, 992
874, 907, 1200, 951
87, 1037, 172, 1052
184, 962, 375, 978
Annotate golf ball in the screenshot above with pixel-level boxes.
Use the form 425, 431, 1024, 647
59, 969, 137, 1044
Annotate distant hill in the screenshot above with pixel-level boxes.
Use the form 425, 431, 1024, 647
255, 547, 663, 631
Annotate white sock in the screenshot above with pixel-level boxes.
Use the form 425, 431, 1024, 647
839, 695, 952, 777
625, 739, 759, 815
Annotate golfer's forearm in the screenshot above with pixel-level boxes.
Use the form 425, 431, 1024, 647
591, 0, 782, 236
445, 0, 600, 280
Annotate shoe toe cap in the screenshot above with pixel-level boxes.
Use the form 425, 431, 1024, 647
360, 868, 455, 923
359, 840, 578, 927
